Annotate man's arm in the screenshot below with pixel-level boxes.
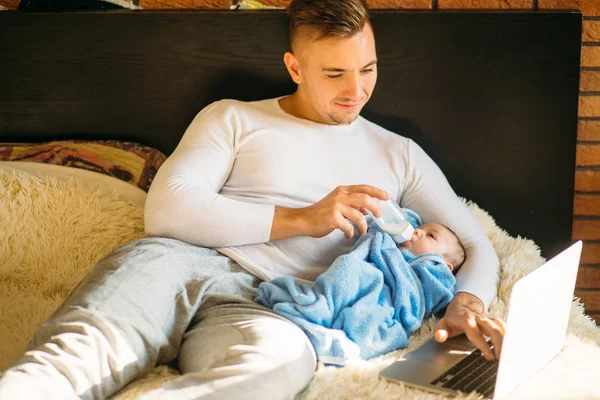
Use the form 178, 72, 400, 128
271, 185, 390, 241
400, 140, 504, 359
144, 101, 275, 248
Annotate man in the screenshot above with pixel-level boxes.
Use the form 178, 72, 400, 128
0, 0, 505, 399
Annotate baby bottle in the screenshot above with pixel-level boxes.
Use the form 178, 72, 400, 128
372, 199, 414, 244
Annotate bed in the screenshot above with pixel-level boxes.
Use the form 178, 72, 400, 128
1, 9, 599, 400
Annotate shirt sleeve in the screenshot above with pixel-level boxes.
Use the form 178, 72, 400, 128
399, 139, 499, 310
144, 100, 275, 248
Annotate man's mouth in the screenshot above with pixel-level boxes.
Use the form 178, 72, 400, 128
335, 102, 360, 110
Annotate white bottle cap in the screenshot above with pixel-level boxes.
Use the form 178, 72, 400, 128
391, 223, 414, 244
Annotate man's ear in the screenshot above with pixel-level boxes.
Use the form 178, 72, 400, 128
283, 51, 301, 85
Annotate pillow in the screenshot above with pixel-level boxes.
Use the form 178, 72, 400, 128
0, 140, 167, 192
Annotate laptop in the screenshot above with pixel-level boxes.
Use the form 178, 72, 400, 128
379, 240, 582, 399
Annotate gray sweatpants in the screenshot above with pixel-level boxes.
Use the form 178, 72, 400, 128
0, 238, 317, 400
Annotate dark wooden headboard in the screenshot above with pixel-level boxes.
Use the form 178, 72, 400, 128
0, 10, 581, 259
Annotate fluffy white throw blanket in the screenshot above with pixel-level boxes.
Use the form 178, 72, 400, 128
1, 168, 599, 399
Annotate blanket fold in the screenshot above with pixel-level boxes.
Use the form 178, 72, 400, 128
256, 216, 456, 366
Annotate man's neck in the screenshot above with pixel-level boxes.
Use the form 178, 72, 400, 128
278, 92, 311, 121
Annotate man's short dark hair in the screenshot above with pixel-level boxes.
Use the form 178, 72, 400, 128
287, 0, 370, 52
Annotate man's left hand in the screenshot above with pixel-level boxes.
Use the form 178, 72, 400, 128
434, 292, 506, 361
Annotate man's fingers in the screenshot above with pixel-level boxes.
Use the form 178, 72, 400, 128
434, 319, 452, 343
341, 185, 390, 201
472, 315, 505, 359
482, 317, 506, 359
463, 315, 495, 360
345, 193, 383, 218
491, 317, 506, 336
434, 313, 506, 361
434, 328, 449, 343
339, 204, 369, 236
332, 211, 355, 239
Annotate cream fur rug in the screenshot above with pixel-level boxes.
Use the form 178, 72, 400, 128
1, 168, 599, 399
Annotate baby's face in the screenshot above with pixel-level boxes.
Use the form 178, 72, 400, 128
398, 223, 456, 260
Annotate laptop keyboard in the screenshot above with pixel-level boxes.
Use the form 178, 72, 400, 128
430, 349, 499, 398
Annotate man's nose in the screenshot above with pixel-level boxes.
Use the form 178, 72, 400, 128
343, 73, 362, 100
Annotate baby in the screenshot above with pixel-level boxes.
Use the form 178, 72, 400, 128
398, 222, 466, 274
256, 211, 463, 366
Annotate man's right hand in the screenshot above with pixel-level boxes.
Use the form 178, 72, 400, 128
270, 185, 390, 241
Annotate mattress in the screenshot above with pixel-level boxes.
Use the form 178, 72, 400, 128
0, 160, 599, 399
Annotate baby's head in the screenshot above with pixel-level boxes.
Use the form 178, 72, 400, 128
398, 223, 466, 273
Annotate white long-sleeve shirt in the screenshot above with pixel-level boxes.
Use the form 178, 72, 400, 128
144, 97, 499, 309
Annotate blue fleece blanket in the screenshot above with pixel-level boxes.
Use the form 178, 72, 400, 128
255, 210, 456, 366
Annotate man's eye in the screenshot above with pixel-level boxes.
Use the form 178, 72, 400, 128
361, 69, 374, 74
327, 74, 342, 79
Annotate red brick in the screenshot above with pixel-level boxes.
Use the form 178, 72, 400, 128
577, 267, 600, 289
578, 120, 600, 141
574, 194, 600, 215
0, 0, 19, 9
582, 46, 600, 67
581, 71, 600, 92
367, 0, 432, 8
139, 0, 230, 8
579, 96, 600, 117
576, 144, 600, 166
583, 20, 600, 42
438, 0, 530, 8
582, 242, 600, 264
539, 0, 600, 17
573, 220, 600, 240
235, 0, 434, 8
254, 0, 289, 6
258, 0, 434, 9
576, 171, 600, 191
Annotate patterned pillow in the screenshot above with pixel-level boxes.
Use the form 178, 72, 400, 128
0, 140, 167, 192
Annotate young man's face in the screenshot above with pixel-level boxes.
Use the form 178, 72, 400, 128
290, 23, 378, 125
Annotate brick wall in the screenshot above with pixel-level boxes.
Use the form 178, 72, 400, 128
541, 1, 600, 326
0, 0, 598, 324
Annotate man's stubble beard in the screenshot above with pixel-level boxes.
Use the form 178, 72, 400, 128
327, 113, 360, 125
